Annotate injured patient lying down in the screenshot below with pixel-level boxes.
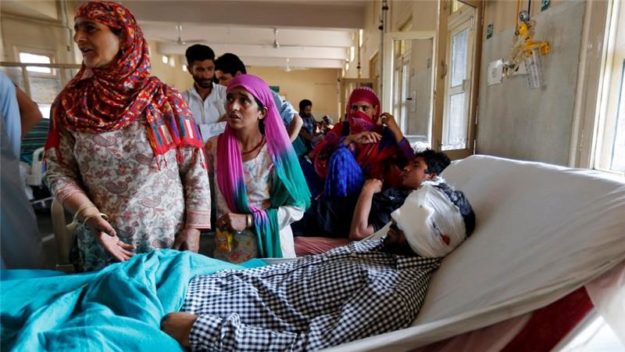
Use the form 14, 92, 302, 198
0, 182, 474, 352
162, 182, 476, 351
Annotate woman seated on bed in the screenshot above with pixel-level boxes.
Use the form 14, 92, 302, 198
204, 74, 310, 263
162, 181, 476, 351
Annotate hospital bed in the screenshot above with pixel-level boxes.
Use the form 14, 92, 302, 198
2, 154, 623, 351
328, 154, 625, 351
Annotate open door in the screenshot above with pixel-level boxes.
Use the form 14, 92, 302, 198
382, 31, 436, 149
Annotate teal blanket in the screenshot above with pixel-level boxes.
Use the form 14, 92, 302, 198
0, 250, 266, 351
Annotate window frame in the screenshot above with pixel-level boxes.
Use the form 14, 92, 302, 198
571, 0, 624, 175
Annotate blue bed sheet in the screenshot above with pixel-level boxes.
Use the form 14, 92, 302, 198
0, 250, 266, 351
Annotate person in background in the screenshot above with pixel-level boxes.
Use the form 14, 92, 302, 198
311, 86, 415, 200
161, 178, 475, 351
0, 72, 43, 269
214, 53, 303, 142
204, 74, 310, 263
44, 1, 211, 271
320, 115, 334, 135
181, 44, 227, 142
297, 99, 316, 153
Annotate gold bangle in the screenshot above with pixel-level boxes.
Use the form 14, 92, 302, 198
73, 202, 97, 224
246, 214, 253, 228
81, 212, 109, 226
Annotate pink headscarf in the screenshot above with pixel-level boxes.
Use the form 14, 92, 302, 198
216, 74, 310, 257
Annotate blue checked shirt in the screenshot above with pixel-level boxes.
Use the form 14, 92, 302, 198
182, 239, 442, 351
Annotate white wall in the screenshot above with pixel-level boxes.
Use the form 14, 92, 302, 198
248, 66, 341, 120
149, 41, 192, 91
477, 0, 585, 165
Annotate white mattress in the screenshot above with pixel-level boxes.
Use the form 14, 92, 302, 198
325, 155, 625, 351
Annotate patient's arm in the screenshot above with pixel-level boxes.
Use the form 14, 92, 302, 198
175, 277, 416, 351
349, 179, 382, 240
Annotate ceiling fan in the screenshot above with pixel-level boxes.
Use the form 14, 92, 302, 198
168, 24, 205, 46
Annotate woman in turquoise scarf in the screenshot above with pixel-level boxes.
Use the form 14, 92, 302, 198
205, 74, 310, 262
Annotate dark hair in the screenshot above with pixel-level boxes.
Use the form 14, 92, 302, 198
215, 53, 247, 75
414, 149, 451, 176
436, 183, 476, 238
299, 99, 312, 111
185, 44, 215, 66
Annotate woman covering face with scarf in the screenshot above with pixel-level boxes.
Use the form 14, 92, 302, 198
311, 87, 415, 199
205, 74, 310, 262
45, 1, 211, 271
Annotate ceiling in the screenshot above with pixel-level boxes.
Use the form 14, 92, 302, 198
123, 0, 369, 70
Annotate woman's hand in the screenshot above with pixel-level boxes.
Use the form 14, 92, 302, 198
173, 228, 201, 252
217, 213, 248, 232
345, 131, 382, 145
380, 113, 404, 142
96, 231, 136, 261
380, 112, 398, 128
85, 213, 136, 262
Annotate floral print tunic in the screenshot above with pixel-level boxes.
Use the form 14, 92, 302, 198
45, 118, 211, 271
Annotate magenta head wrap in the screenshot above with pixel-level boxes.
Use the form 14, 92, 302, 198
216, 74, 310, 258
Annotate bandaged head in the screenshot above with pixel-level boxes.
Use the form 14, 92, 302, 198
391, 183, 475, 258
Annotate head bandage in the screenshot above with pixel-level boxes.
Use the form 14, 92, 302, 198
391, 183, 467, 257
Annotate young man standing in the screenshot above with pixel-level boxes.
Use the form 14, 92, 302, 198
214, 53, 303, 142
297, 99, 316, 153
182, 45, 227, 142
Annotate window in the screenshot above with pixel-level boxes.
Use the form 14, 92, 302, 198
18, 52, 52, 74
594, 0, 625, 174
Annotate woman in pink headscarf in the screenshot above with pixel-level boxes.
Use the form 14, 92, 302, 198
45, 1, 211, 271
204, 74, 310, 263
311, 86, 415, 198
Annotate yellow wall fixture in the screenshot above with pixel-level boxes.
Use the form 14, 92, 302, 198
504, 6, 551, 88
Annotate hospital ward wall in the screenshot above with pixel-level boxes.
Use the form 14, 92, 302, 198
248, 66, 342, 121
476, 0, 585, 165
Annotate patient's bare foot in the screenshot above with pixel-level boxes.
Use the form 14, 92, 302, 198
161, 312, 197, 347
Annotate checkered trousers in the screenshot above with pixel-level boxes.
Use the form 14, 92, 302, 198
182, 239, 442, 351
